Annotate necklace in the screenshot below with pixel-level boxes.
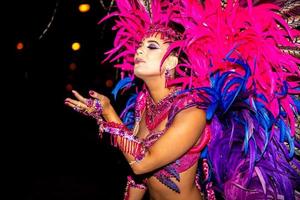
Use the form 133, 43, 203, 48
145, 88, 179, 131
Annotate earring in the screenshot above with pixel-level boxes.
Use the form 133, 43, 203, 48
165, 68, 171, 87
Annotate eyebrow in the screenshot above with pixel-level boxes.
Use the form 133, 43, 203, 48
138, 40, 161, 47
147, 40, 160, 45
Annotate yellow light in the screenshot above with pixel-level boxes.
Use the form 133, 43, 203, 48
72, 42, 81, 51
78, 4, 90, 13
16, 42, 24, 50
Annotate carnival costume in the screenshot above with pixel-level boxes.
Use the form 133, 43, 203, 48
75, 0, 300, 199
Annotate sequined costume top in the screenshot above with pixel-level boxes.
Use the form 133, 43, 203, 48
132, 88, 209, 192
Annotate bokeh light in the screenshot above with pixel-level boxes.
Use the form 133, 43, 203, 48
78, 4, 90, 13
72, 42, 81, 51
16, 41, 24, 50
69, 62, 77, 71
65, 83, 73, 92
105, 79, 113, 88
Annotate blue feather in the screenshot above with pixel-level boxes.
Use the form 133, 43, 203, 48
209, 71, 220, 88
285, 130, 295, 158
215, 71, 234, 91
275, 81, 288, 97
222, 77, 244, 96
206, 101, 219, 120
200, 146, 208, 158
111, 77, 134, 100
291, 96, 300, 113
121, 94, 137, 128
257, 93, 268, 103
244, 120, 249, 154
278, 119, 286, 143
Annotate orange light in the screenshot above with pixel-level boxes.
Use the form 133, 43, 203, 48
78, 4, 90, 13
16, 42, 24, 50
69, 63, 77, 71
66, 83, 73, 92
72, 42, 81, 51
105, 79, 113, 88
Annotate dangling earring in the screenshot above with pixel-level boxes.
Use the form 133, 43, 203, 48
165, 68, 171, 87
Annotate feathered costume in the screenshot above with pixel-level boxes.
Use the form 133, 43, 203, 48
97, 0, 300, 199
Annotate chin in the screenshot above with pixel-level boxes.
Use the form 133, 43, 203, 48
134, 67, 161, 78
134, 66, 145, 76
133, 72, 144, 79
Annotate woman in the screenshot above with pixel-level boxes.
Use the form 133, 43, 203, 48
65, 31, 209, 199
65, 0, 300, 199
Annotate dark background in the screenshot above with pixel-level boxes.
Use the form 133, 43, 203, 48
14, 0, 130, 199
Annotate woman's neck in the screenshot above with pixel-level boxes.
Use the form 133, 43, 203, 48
144, 77, 174, 104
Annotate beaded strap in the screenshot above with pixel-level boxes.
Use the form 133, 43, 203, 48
98, 121, 146, 162
123, 175, 147, 200
86, 98, 103, 120
73, 98, 103, 120
203, 159, 216, 200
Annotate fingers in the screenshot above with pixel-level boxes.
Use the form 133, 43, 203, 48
64, 100, 77, 109
72, 90, 87, 104
64, 98, 88, 110
64, 90, 105, 120
89, 90, 103, 101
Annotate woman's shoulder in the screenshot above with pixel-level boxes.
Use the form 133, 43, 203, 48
172, 90, 207, 112
167, 90, 207, 126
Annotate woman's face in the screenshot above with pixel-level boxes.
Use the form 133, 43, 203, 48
134, 34, 170, 79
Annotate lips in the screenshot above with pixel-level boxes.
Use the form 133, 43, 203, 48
134, 58, 145, 64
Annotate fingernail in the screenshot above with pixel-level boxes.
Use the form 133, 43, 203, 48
72, 90, 76, 93
89, 90, 94, 95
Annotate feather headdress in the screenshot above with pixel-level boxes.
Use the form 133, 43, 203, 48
98, 0, 184, 79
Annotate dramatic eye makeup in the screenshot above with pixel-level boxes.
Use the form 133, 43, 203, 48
147, 40, 160, 49
137, 39, 161, 50
147, 43, 159, 49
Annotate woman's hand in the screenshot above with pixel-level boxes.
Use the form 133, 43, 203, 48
64, 90, 111, 119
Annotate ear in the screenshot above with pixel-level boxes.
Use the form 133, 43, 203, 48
163, 55, 178, 70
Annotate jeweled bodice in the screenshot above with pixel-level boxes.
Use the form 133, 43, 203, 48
134, 88, 205, 193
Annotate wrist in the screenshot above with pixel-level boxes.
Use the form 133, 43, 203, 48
102, 104, 113, 117
102, 104, 122, 123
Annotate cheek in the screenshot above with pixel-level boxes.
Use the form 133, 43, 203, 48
147, 59, 162, 72
134, 58, 162, 76
148, 52, 166, 71
134, 63, 161, 77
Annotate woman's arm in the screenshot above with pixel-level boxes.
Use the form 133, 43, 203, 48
127, 107, 206, 174
65, 90, 206, 176
101, 103, 123, 123
65, 90, 147, 199
95, 91, 207, 175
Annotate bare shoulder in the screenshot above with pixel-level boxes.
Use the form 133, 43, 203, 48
173, 106, 206, 123
169, 106, 206, 134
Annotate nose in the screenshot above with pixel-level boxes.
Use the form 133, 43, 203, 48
136, 48, 143, 55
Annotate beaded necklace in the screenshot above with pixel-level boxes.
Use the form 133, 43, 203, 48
145, 88, 179, 131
